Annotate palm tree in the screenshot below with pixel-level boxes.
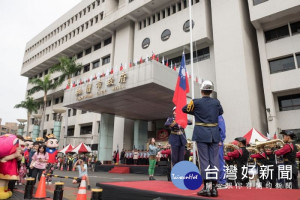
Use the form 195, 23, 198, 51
14, 97, 40, 136
50, 56, 82, 86
28, 74, 60, 137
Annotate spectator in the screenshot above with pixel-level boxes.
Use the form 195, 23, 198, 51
31, 145, 49, 184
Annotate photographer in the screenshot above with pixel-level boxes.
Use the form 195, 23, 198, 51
72, 159, 91, 190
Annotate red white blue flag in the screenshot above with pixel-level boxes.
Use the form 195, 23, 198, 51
172, 53, 190, 128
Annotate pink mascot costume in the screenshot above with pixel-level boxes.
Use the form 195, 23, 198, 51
45, 133, 59, 184
0, 134, 22, 199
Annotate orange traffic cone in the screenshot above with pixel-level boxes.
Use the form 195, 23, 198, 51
34, 172, 47, 199
76, 176, 87, 200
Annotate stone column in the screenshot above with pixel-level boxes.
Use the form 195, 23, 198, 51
98, 114, 114, 163
134, 120, 148, 150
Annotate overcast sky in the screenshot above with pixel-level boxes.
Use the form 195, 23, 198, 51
0, 0, 81, 124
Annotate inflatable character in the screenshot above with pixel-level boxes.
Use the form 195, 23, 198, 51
0, 134, 22, 199
45, 133, 58, 184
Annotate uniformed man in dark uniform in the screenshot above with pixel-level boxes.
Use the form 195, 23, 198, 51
225, 137, 249, 186
274, 131, 299, 189
182, 80, 223, 197
164, 107, 192, 167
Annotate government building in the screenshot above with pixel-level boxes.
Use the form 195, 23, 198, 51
20, 0, 300, 162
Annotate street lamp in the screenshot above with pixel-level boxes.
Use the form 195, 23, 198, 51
32, 114, 42, 141
17, 119, 27, 136
53, 108, 66, 148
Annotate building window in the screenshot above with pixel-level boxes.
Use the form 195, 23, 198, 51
82, 110, 87, 114
55, 97, 60, 104
104, 37, 112, 46
46, 114, 49, 122
296, 54, 300, 68
290, 21, 300, 35
183, 0, 187, 8
264, 25, 289, 42
77, 52, 83, 59
74, 70, 81, 77
73, 109, 77, 116
278, 94, 300, 111
195, 47, 210, 61
31, 118, 34, 124
67, 127, 75, 136
157, 13, 160, 21
60, 96, 64, 103
142, 38, 150, 49
80, 124, 92, 135
94, 42, 101, 50
47, 100, 51, 107
93, 60, 100, 69
183, 20, 195, 32
102, 55, 110, 65
178, 2, 181, 11
44, 69, 48, 75
253, 0, 268, 6
68, 109, 71, 117
129, 0, 134, 3
161, 29, 171, 41
269, 56, 295, 74
53, 113, 57, 121
85, 47, 92, 55
83, 64, 90, 73
172, 5, 176, 14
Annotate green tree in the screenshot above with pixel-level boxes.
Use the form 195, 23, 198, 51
14, 97, 40, 136
50, 56, 82, 87
28, 74, 59, 137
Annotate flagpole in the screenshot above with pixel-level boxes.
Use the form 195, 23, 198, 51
188, 0, 196, 165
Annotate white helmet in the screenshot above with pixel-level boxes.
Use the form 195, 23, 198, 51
200, 80, 214, 91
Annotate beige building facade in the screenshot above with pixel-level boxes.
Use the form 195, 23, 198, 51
248, 0, 300, 141
20, 0, 271, 161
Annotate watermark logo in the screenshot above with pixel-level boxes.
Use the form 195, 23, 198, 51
171, 161, 202, 190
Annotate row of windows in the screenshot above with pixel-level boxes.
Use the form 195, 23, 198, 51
278, 93, 300, 112
168, 47, 210, 67
42, 96, 64, 108
67, 123, 93, 136
28, 37, 111, 80
141, 20, 194, 49
264, 21, 300, 42
269, 54, 300, 74
25, 0, 106, 54
81, 54, 110, 74
138, 0, 199, 30
23, 12, 105, 66
39, 108, 89, 124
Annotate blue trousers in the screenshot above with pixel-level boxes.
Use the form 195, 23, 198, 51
218, 144, 226, 184
197, 142, 219, 181
171, 145, 185, 167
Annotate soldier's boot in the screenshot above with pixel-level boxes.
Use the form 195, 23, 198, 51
197, 180, 211, 197
211, 181, 218, 197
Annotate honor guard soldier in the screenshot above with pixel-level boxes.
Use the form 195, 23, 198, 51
182, 80, 223, 197
164, 107, 192, 167
274, 131, 299, 189
225, 137, 249, 186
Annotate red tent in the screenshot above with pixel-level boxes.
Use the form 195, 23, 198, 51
59, 144, 74, 154
71, 143, 92, 154
232, 128, 267, 145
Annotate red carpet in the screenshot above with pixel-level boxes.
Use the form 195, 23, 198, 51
101, 181, 300, 200
109, 166, 130, 174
